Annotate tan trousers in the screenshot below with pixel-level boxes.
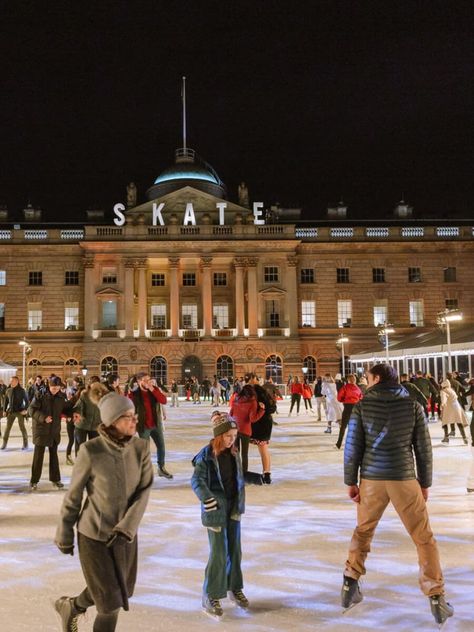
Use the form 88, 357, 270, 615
345, 479, 444, 596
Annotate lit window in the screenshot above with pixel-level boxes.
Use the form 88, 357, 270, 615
0, 303, 4, 330
28, 309, 42, 331
151, 304, 167, 328
213, 272, 227, 286
265, 300, 280, 327
102, 300, 117, 328
65, 271, 79, 285
150, 356, 167, 384
182, 304, 197, 328
182, 273, 196, 286
28, 271, 42, 286
213, 304, 229, 328
408, 267, 421, 283
409, 300, 424, 326
151, 273, 165, 287
264, 266, 279, 283
337, 300, 352, 327
64, 305, 79, 330
336, 268, 350, 283
301, 301, 316, 327
300, 268, 315, 284
373, 302, 388, 327
0, 270, 6, 285
372, 268, 385, 283
217, 355, 234, 379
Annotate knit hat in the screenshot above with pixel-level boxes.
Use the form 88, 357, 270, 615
211, 411, 237, 437
97, 391, 135, 427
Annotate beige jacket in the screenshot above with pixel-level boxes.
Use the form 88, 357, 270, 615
440, 386, 468, 427
55, 433, 153, 547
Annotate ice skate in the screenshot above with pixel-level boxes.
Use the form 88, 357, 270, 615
54, 596, 85, 632
429, 594, 453, 628
202, 595, 223, 620
341, 575, 363, 612
229, 589, 249, 608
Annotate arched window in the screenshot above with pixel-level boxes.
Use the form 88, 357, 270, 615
64, 358, 79, 377
28, 359, 41, 367
265, 354, 282, 383
150, 356, 167, 386
302, 356, 317, 382
100, 356, 118, 378
216, 355, 234, 380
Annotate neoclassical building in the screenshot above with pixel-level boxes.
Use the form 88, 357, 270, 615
0, 146, 473, 385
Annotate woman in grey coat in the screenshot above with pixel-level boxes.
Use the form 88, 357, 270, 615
54, 385, 153, 632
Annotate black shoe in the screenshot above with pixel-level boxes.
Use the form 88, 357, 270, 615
1, 442, 6, 450
441, 437, 449, 444
263, 472, 272, 485
22, 444, 29, 450
244, 471, 264, 485
158, 466, 173, 479
341, 575, 363, 611
467, 488, 474, 493
52, 481, 65, 489
449, 430, 455, 437
429, 594, 454, 625
55, 596, 85, 632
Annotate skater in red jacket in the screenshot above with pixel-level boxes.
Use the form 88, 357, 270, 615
335, 375, 362, 450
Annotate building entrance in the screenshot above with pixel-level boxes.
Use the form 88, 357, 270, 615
182, 355, 202, 382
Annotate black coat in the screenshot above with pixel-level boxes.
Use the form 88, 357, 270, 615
29, 390, 73, 447
344, 383, 432, 488
251, 384, 275, 441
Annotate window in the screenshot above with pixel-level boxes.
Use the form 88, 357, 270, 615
300, 268, 314, 284
264, 266, 279, 283
28, 359, 41, 367
408, 267, 421, 283
28, 308, 42, 330
216, 355, 234, 379
182, 272, 196, 286
336, 268, 350, 283
302, 356, 317, 382
373, 301, 388, 327
213, 272, 227, 286
182, 304, 197, 329
151, 304, 167, 328
102, 267, 117, 284
151, 273, 165, 287
337, 300, 352, 327
265, 354, 282, 382
29, 271, 42, 286
0, 270, 6, 285
409, 300, 424, 326
65, 271, 79, 286
444, 267, 456, 282
65, 358, 78, 367
301, 300, 316, 327
445, 298, 459, 310
102, 300, 117, 328
0, 303, 4, 330
372, 268, 385, 283
64, 305, 79, 330
265, 300, 280, 327
100, 356, 118, 377
150, 356, 167, 385
213, 304, 229, 328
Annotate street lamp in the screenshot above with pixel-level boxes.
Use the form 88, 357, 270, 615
81, 365, 88, 378
302, 366, 308, 380
378, 322, 395, 365
18, 338, 31, 386
437, 309, 463, 373
337, 336, 349, 378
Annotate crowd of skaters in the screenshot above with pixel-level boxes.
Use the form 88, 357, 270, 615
1, 364, 474, 629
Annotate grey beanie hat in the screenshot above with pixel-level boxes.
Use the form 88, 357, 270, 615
211, 411, 237, 437
98, 392, 135, 427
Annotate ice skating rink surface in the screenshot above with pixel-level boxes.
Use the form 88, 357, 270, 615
0, 399, 472, 631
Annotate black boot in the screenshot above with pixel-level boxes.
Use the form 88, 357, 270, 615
429, 594, 454, 626
341, 575, 363, 610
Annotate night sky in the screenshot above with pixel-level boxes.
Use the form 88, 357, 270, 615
2, 2, 474, 222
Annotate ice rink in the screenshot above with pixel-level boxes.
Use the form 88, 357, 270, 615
0, 398, 472, 631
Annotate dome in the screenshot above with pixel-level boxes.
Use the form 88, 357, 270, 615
146, 148, 227, 200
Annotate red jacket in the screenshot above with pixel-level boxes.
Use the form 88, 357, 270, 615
290, 383, 304, 396
302, 384, 313, 399
230, 395, 265, 437
337, 383, 362, 405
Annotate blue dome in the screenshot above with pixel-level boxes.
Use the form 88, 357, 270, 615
154, 163, 219, 186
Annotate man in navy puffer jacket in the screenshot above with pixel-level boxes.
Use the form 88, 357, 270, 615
341, 364, 453, 626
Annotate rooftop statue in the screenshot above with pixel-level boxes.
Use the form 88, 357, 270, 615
238, 182, 249, 208
127, 182, 137, 208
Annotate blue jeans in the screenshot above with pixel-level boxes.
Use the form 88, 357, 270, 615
140, 424, 165, 468
204, 515, 243, 600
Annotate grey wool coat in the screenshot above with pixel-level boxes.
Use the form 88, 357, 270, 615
55, 432, 153, 548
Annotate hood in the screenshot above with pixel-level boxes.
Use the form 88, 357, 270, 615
191, 442, 213, 467
364, 383, 409, 401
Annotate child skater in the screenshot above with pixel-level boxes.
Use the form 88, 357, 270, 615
191, 410, 248, 619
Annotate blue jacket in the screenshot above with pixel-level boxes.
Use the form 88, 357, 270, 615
191, 444, 245, 527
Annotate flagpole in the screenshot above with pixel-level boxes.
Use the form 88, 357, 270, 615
182, 76, 186, 151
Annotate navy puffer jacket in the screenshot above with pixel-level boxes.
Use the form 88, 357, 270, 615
344, 383, 432, 488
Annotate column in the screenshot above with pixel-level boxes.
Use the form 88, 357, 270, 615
247, 257, 259, 336
286, 256, 299, 336
200, 256, 213, 337
83, 256, 96, 338
169, 257, 180, 338
234, 257, 246, 336
136, 258, 147, 338
123, 258, 135, 338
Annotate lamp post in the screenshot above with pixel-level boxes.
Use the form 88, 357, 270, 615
337, 336, 349, 378
437, 309, 463, 373
302, 365, 308, 380
18, 338, 31, 387
81, 365, 88, 379
379, 322, 395, 365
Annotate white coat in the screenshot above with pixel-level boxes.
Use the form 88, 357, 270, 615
440, 386, 468, 427
321, 381, 343, 422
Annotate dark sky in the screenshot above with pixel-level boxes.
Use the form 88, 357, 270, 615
1, 1, 474, 221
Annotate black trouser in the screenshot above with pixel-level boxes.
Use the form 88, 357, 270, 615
443, 424, 467, 439
289, 393, 301, 414
303, 397, 313, 410
30, 441, 60, 484
236, 433, 250, 473
66, 419, 76, 457
75, 589, 119, 632
336, 403, 354, 449
75, 428, 99, 451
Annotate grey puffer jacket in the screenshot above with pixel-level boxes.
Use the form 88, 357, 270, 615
344, 383, 432, 488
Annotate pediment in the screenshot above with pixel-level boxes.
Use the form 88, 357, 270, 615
96, 287, 122, 297
259, 286, 287, 298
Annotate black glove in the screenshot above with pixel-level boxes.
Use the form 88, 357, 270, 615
106, 531, 131, 548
